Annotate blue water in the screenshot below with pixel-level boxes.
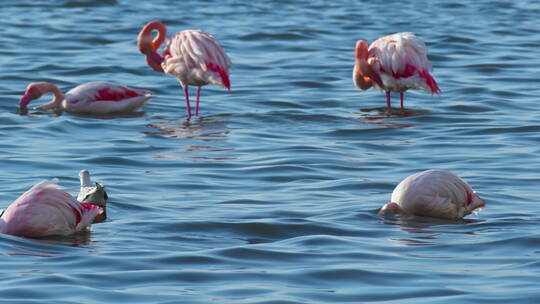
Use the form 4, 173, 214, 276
1, 0, 540, 302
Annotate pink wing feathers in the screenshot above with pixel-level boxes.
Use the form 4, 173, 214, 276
369, 32, 440, 94
164, 30, 232, 89
65, 82, 153, 113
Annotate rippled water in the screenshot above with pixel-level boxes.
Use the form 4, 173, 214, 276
1, 0, 540, 302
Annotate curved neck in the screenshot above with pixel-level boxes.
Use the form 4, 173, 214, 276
148, 21, 167, 51
138, 21, 167, 53
37, 82, 65, 110
138, 21, 167, 72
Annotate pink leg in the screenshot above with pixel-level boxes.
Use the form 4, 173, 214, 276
195, 87, 201, 116
183, 86, 192, 120
400, 93, 404, 109
386, 91, 391, 108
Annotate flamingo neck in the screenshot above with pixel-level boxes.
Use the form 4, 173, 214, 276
38, 83, 65, 110
138, 21, 167, 72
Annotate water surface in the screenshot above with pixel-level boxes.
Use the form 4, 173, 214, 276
1, 0, 540, 303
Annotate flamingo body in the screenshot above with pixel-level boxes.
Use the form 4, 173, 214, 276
0, 179, 102, 237
353, 32, 440, 108
138, 21, 231, 119
20, 81, 153, 114
163, 30, 232, 90
380, 170, 486, 220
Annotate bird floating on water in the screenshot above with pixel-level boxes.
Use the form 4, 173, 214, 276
379, 169, 485, 220
138, 20, 232, 120
0, 177, 104, 237
353, 32, 440, 109
77, 170, 108, 222
19, 81, 153, 114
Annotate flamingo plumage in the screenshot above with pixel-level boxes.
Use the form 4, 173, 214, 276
380, 169, 486, 220
19, 81, 153, 114
137, 21, 231, 120
0, 179, 103, 237
353, 32, 440, 109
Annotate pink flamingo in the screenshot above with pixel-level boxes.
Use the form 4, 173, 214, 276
380, 170, 486, 220
19, 81, 153, 114
353, 32, 440, 109
137, 21, 232, 120
0, 179, 103, 237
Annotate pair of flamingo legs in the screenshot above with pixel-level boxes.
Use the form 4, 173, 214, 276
386, 92, 405, 109
183, 86, 202, 120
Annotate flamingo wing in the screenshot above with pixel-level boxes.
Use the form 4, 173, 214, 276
65, 82, 153, 114
165, 30, 231, 89
369, 33, 440, 93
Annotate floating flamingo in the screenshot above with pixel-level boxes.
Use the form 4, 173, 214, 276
137, 21, 231, 120
0, 179, 103, 237
353, 32, 440, 109
380, 169, 486, 220
19, 81, 153, 114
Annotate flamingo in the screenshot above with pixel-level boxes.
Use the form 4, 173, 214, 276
137, 21, 232, 120
19, 81, 153, 114
353, 32, 440, 109
380, 169, 486, 220
0, 179, 103, 237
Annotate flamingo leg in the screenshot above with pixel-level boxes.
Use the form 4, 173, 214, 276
183, 86, 192, 120
400, 93, 404, 109
386, 91, 392, 108
195, 87, 201, 117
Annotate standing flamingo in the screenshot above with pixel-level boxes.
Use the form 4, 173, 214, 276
353, 32, 440, 109
137, 21, 232, 120
0, 179, 103, 237
19, 81, 153, 114
379, 169, 486, 220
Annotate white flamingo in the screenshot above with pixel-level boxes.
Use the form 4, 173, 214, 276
19, 81, 153, 114
138, 21, 231, 120
0, 179, 103, 237
380, 169, 486, 220
353, 32, 440, 108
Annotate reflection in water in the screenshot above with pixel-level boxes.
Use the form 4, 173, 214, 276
144, 115, 235, 162
1, 230, 94, 257
354, 107, 428, 129
379, 214, 480, 247
29, 230, 94, 248
18, 107, 146, 119
360, 107, 429, 119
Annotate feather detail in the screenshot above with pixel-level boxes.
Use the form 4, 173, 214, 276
366, 32, 439, 94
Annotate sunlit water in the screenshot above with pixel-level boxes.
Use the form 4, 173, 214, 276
1, 0, 540, 303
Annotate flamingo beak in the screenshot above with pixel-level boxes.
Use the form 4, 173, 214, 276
19, 93, 32, 109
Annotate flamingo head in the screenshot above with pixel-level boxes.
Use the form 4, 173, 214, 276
355, 40, 369, 61
353, 40, 373, 90
19, 82, 46, 109
19, 82, 65, 110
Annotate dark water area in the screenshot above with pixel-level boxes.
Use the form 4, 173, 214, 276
1, 0, 540, 303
